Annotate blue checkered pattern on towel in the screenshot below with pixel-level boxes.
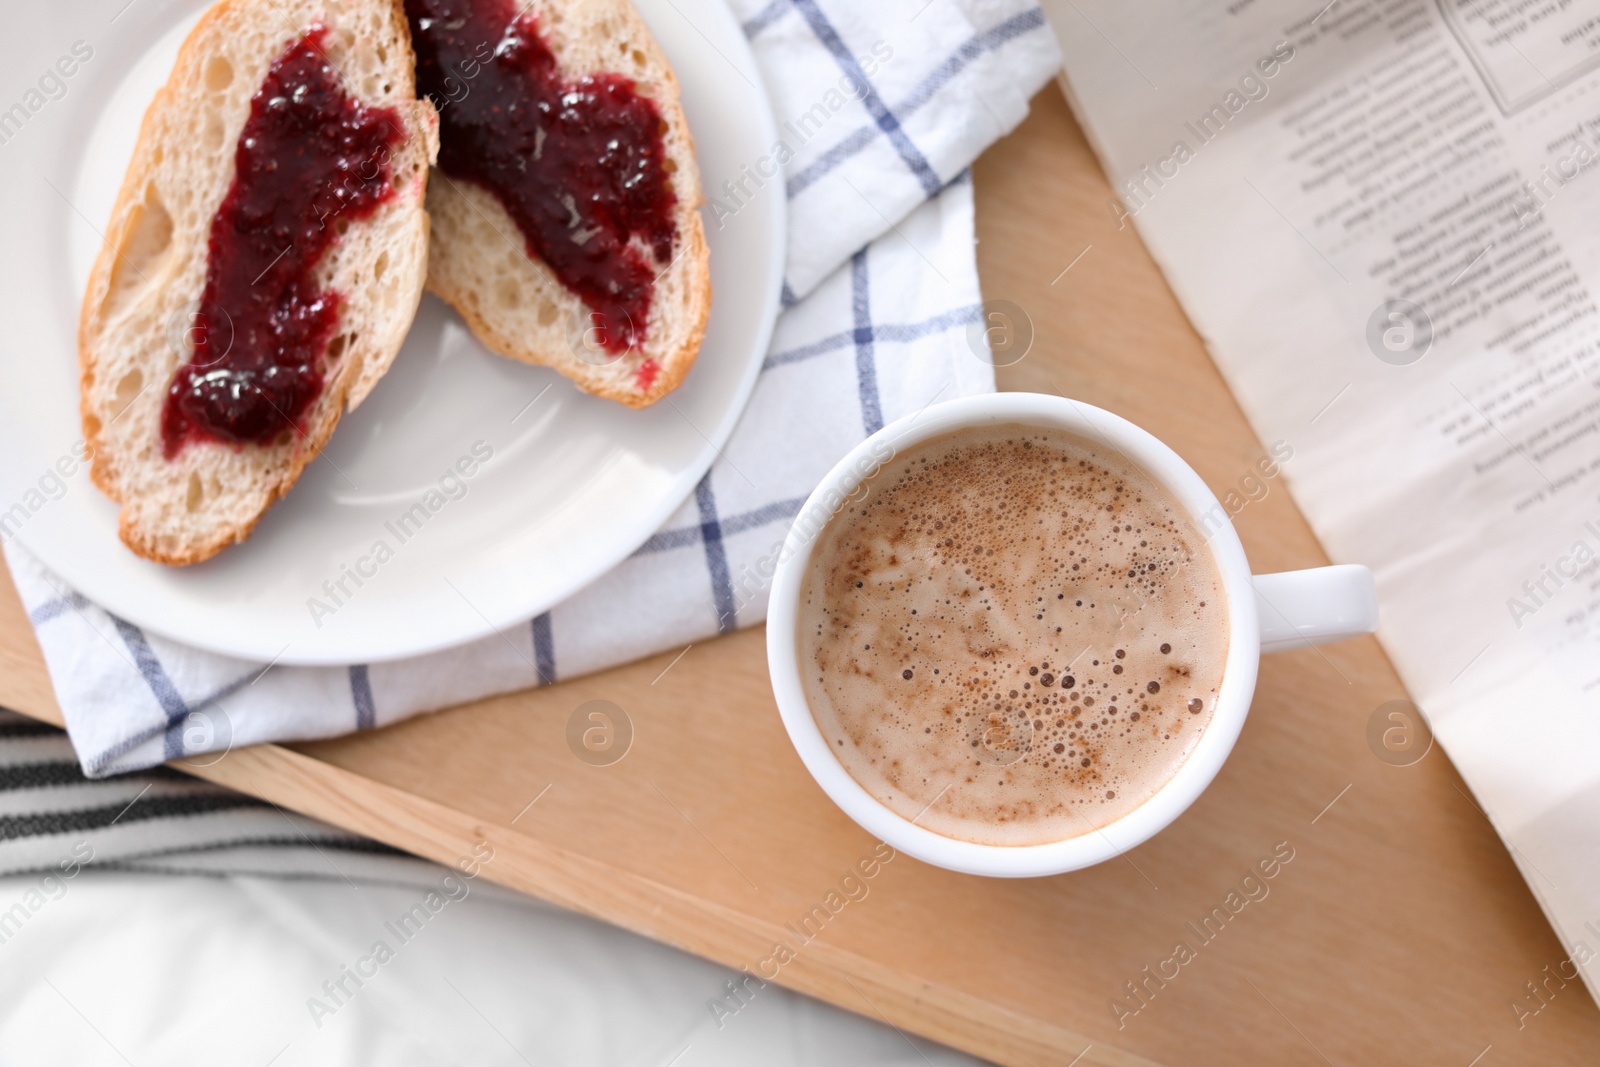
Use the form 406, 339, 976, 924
731, 0, 1058, 296
3, 0, 1060, 777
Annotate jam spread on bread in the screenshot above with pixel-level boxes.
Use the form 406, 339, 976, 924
406, 0, 677, 354
161, 27, 405, 458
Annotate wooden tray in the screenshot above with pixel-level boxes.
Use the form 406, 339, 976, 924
5, 86, 1597, 1066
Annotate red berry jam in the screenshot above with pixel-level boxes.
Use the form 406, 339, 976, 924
161, 27, 406, 459
405, 0, 677, 353
634, 358, 660, 392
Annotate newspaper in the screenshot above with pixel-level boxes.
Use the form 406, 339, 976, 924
1044, 0, 1600, 1007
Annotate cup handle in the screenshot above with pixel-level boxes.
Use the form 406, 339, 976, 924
1252, 564, 1378, 654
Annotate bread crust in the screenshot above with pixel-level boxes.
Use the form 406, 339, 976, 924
420, 0, 711, 408
78, 0, 438, 566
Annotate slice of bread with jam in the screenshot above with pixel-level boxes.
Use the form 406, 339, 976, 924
406, 0, 710, 407
79, 0, 438, 565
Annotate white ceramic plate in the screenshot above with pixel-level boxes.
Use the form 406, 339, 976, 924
0, 0, 783, 665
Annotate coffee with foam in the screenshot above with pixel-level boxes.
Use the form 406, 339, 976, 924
798, 427, 1228, 847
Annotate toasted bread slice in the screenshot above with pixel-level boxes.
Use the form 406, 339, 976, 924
415, 0, 710, 408
79, 0, 439, 566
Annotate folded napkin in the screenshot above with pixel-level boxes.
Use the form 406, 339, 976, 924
5, 0, 1061, 777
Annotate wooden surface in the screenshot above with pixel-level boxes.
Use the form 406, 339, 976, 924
6, 84, 1600, 1065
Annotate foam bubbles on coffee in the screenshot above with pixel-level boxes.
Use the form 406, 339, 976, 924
799, 427, 1228, 847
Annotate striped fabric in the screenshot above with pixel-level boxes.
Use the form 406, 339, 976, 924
0, 711, 436, 883
3, 0, 1062, 779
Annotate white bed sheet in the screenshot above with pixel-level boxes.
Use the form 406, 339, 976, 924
0, 871, 987, 1066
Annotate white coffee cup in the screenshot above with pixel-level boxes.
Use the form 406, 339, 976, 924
765, 393, 1378, 877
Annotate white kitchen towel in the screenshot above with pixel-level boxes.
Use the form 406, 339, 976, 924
4, 0, 1060, 777
736, 0, 1061, 299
